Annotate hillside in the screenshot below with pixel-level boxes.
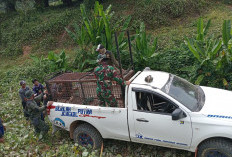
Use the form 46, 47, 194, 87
0, 0, 210, 57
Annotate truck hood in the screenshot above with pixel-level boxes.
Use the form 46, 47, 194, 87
199, 86, 232, 120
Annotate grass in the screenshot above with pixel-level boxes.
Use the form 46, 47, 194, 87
151, 1, 232, 50
0, 5, 80, 56
0, 95, 194, 156
0, 0, 206, 57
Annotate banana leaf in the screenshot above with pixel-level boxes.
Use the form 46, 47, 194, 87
222, 20, 231, 47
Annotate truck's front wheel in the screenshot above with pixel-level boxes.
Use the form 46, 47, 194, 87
197, 138, 232, 157
73, 123, 103, 149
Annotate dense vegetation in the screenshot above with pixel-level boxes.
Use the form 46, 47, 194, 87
1, 0, 232, 156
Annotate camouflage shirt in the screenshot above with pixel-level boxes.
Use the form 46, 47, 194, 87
105, 51, 120, 69
26, 94, 46, 119
19, 86, 30, 103
94, 62, 125, 90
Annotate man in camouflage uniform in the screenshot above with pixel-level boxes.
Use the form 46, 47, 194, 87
94, 56, 130, 107
19, 81, 30, 119
25, 90, 50, 140
96, 44, 120, 69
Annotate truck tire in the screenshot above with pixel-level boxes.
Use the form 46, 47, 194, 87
197, 138, 232, 157
73, 123, 103, 149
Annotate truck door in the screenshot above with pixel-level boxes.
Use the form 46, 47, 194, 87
128, 88, 192, 149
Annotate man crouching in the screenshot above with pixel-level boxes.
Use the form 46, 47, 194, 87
25, 90, 50, 140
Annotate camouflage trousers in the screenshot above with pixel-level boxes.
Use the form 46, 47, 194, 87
31, 117, 49, 135
97, 88, 117, 107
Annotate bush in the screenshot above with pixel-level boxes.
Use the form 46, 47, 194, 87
151, 43, 196, 80
132, 22, 158, 71
133, 0, 206, 27
0, 7, 80, 56
184, 18, 232, 89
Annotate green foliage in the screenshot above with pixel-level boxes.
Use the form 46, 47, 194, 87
83, 0, 96, 9
185, 18, 222, 62
222, 20, 232, 48
223, 0, 232, 4
66, 1, 132, 71
185, 18, 232, 88
0, 7, 80, 56
72, 49, 97, 72
65, 24, 90, 50
133, 0, 206, 27
133, 22, 158, 71
15, 0, 35, 16
47, 51, 68, 72
151, 43, 196, 80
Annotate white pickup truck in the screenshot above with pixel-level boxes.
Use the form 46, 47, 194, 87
46, 68, 232, 157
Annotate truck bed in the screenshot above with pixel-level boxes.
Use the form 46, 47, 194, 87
46, 70, 134, 107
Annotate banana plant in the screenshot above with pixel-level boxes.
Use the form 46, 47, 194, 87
65, 23, 90, 50
47, 51, 68, 72
133, 22, 158, 70
185, 18, 220, 62
222, 20, 231, 48
196, 18, 211, 41
80, 1, 114, 48
66, 1, 132, 71
184, 18, 232, 86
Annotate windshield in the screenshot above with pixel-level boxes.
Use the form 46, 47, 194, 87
161, 74, 204, 112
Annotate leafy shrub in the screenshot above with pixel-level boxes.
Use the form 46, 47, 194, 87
133, 0, 206, 27
15, 0, 35, 16
66, 1, 132, 71
47, 51, 69, 72
72, 48, 97, 72
223, 0, 232, 4
185, 18, 232, 88
0, 7, 80, 56
132, 22, 158, 71
151, 43, 196, 80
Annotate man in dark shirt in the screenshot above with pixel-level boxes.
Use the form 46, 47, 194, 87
32, 79, 45, 121
19, 81, 30, 119
0, 118, 5, 143
32, 79, 44, 97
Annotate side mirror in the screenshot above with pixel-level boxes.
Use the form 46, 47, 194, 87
172, 108, 186, 120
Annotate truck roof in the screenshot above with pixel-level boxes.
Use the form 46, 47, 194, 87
132, 70, 170, 89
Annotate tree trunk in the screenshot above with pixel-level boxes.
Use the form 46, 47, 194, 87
62, 0, 73, 6
44, 0, 49, 7
5, 1, 16, 12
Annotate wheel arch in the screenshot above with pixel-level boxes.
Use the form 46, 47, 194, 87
196, 136, 232, 150
69, 120, 102, 139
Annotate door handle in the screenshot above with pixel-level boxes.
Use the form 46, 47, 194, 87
136, 118, 149, 122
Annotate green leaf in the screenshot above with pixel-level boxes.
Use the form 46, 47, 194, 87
222, 78, 228, 86
211, 40, 222, 56
228, 39, 232, 50
195, 75, 204, 85
185, 39, 201, 62
151, 37, 158, 54
197, 18, 204, 41
203, 19, 211, 36
194, 41, 204, 56
222, 20, 231, 47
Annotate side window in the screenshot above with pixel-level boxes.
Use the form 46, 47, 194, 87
135, 91, 177, 114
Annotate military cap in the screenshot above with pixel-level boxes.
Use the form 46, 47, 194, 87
25, 90, 34, 99
96, 44, 105, 51
20, 80, 26, 86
